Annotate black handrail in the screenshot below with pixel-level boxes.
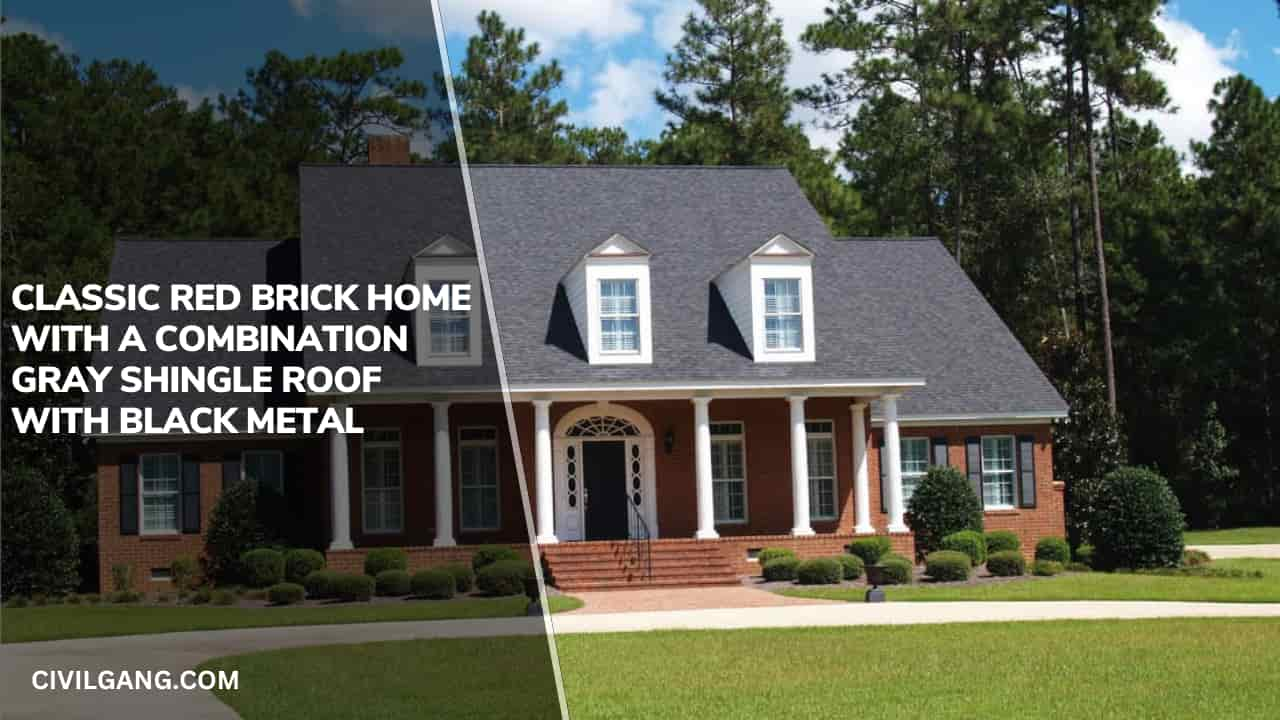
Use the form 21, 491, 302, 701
626, 498, 653, 581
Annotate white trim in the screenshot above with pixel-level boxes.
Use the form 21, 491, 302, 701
456, 425, 501, 532
980, 434, 1017, 510
709, 420, 748, 525
898, 436, 929, 506
138, 452, 181, 536
414, 263, 483, 367
361, 427, 404, 534
804, 419, 838, 521
552, 402, 658, 541
580, 259, 653, 365
872, 411, 1066, 427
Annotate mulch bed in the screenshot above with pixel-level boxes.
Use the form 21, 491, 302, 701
748, 566, 1063, 592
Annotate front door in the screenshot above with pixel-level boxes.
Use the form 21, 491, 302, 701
583, 440, 628, 540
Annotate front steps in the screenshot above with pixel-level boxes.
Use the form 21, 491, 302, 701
541, 540, 740, 591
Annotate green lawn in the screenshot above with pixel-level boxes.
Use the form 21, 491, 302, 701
1184, 526, 1280, 545
1, 595, 582, 644
781, 559, 1280, 603
201, 618, 1280, 719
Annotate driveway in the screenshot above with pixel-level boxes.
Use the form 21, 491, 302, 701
1187, 543, 1280, 559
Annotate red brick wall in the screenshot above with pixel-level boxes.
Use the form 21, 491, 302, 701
325, 544, 531, 574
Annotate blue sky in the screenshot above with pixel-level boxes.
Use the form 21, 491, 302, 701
4, 1, 1277, 166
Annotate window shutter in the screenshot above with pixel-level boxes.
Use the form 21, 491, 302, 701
119, 458, 138, 536
878, 433, 887, 513
965, 437, 983, 503
181, 457, 201, 534
930, 437, 948, 467
222, 454, 241, 492
1017, 435, 1037, 508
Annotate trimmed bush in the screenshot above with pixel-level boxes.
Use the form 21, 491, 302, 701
757, 547, 797, 566
925, 550, 972, 582
987, 550, 1026, 577
1035, 537, 1071, 564
211, 589, 237, 606
32, 594, 48, 606
1090, 467, 1185, 570
83, 593, 102, 605
836, 554, 865, 580
940, 530, 987, 566
476, 559, 533, 596
1075, 543, 1096, 568
761, 557, 800, 582
876, 555, 913, 585
410, 569, 456, 599
333, 573, 375, 602
108, 590, 141, 604
303, 570, 341, 600
170, 555, 200, 591
240, 548, 285, 588
984, 531, 1021, 554
439, 562, 475, 593
191, 587, 213, 605
904, 466, 984, 556
363, 548, 408, 577
1182, 549, 1212, 567
846, 537, 891, 566
267, 582, 305, 605
66, 593, 83, 605
284, 549, 326, 583
375, 570, 412, 597
796, 558, 843, 585
471, 545, 520, 571
1065, 562, 1092, 573
1033, 560, 1064, 577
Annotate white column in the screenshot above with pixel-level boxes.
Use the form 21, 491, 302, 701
883, 394, 908, 533
432, 401, 456, 547
788, 395, 815, 536
851, 401, 874, 534
328, 405, 353, 550
533, 400, 558, 544
692, 397, 719, 539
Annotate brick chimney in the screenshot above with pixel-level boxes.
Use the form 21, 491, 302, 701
368, 134, 411, 165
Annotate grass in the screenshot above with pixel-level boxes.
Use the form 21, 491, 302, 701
1, 595, 583, 644
1184, 526, 1280, 545
781, 559, 1280, 603
199, 618, 1280, 719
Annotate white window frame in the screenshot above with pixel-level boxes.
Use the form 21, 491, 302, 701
762, 278, 804, 352
414, 255, 483, 367
710, 421, 748, 525
805, 420, 838, 521
576, 249, 653, 366
981, 435, 1016, 510
597, 278, 641, 355
900, 437, 929, 506
428, 287, 472, 357
139, 452, 181, 536
242, 450, 284, 496
457, 426, 501, 532
362, 428, 404, 534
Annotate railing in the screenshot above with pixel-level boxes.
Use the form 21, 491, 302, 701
626, 498, 653, 582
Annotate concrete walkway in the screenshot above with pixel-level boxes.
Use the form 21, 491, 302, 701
1187, 543, 1280, 559
6, 601, 1280, 719
567, 585, 838, 613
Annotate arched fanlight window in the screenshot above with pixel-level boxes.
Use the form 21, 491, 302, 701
565, 416, 641, 437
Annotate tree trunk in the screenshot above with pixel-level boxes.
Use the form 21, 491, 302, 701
1065, 5, 1086, 335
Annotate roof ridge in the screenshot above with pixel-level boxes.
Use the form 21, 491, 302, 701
300, 162, 791, 170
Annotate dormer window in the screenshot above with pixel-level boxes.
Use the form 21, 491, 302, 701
563, 234, 653, 365
763, 278, 803, 351
429, 293, 471, 355
412, 235, 483, 367
599, 279, 640, 353
714, 233, 816, 363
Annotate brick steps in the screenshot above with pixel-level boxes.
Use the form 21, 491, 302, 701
542, 540, 739, 591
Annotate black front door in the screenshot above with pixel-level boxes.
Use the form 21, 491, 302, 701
583, 441, 628, 541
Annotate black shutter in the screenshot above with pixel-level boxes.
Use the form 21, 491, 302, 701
1017, 435, 1037, 508
878, 433, 887, 513
930, 437, 949, 467
181, 457, 201, 534
222, 454, 241, 492
119, 458, 138, 535
965, 437, 983, 504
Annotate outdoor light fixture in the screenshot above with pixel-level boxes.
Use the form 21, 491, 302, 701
664, 428, 675, 454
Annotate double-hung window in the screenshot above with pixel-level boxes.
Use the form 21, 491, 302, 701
981, 436, 1016, 509
763, 278, 803, 351
429, 282, 470, 355
362, 429, 403, 533
805, 420, 837, 520
458, 427, 500, 531
243, 450, 284, 497
900, 437, 929, 506
710, 422, 747, 523
598, 279, 640, 353
140, 453, 181, 534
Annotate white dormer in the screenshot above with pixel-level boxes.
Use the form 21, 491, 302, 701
714, 233, 816, 363
563, 233, 653, 365
412, 234, 483, 367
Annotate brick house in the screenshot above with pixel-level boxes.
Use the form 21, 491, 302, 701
94, 145, 1067, 593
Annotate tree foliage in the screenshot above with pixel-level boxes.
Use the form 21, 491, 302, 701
1, 467, 80, 598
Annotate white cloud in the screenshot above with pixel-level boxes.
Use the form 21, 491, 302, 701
1272, 47, 1279, 57
573, 58, 662, 129
174, 84, 222, 109
1, 17, 74, 51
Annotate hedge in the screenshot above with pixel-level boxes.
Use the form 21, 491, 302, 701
332, 573, 375, 602
472, 545, 521, 571
375, 570, 412, 597
836, 554, 865, 580
796, 558, 843, 585
757, 547, 797, 566
940, 530, 987, 566
303, 570, 341, 600
439, 562, 475, 593
846, 537, 891, 565
925, 550, 972, 582
267, 582, 305, 605
761, 557, 800, 582
876, 555, 913, 585
410, 569, 456, 599
283, 549, 326, 584
987, 550, 1026, 577
984, 530, 1021, 554
363, 548, 408, 577
1035, 537, 1071, 564
476, 559, 532, 596
1033, 560, 1064, 577
240, 548, 285, 588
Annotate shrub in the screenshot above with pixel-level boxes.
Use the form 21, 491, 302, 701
245, 589, 267, 601
66, 593, 82, 605
836, 554, 864, 580
1182, 549, 1212, 567
439, 562, 475, 593
1035, 537, 1071, 564
110, 590, 143, 603
171, 555, 200, 591
211, 589, 237, 606
846, 537, 891, 566
240, 548, 285, 588
32, 594, 48, 606
985, 531, 1021, 554
204, 478, 271, 585
283, 549, 326, 584
925, 551, 972, 582
332, 573, 375, 602
761, 557, 800, 582
940, 530, 987, 566
155, 592, 172, 604
410, 569, 456, 599
303, 570, 339, 599
111, 563, 134, 592
796, 558, 843, 585
1090, 467, 1185, 570
757, 547, 797, 566
375, 570, 412, 597
83, 593, 102, 605
5, 596, 29, 609
987, 550, 1026, 577
476, 560, 533, 596
1074, 543, 1096, 568
876, 555, 913, 585
905, 466, 983, 556
1, 467, 80, 598
471, 545, 521, 571
1065, 562, 1092, 573
267, 582, 305, 605
190, 587, 213, 605
364, 548, 408, 577
1033, 560, 1064, 577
